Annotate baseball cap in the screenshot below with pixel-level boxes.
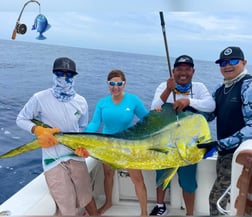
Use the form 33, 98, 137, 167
174, 55, 194, 67
53, 57, 78, 75
215, 46, 244, 64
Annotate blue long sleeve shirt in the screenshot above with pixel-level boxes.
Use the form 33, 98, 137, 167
85, 92, 148, 134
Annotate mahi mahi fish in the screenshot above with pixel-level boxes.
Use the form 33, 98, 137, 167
0, 103, 211, 187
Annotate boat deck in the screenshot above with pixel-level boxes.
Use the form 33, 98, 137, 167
95, 199, 188, 216
0, 157, 216, 216
91, 160, 216, 216
1, 141, 252, 216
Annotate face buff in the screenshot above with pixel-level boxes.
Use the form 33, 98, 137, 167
52, 75, 76, 102
223, 68, 248, 88
174, 82, 192, 95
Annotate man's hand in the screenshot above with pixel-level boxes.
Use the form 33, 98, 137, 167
154, 105, 162, 112
166, 77, 176, 91
197, 141, 218, 150
33, 126, 60, 148
173, 98, 190, 112
75, 147, 89, 158
197, 141, 218, 159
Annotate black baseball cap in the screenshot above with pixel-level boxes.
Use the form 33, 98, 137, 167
215, 46, 244, 64
53, 57, 78, 75
174, 55, 194, 67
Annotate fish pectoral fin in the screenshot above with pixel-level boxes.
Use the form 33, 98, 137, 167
148, 147, 169, 154
45, 24, 51, 31
156, 167, 179, 190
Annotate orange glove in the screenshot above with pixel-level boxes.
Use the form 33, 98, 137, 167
33, 126, 60, 148
75, 147, 89, 158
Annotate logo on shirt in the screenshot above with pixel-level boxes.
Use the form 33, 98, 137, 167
74, 110, 81, 116
230, 97, 239, 103
125, 107, 131, 111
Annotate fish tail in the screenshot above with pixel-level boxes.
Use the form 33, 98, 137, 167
36, 34, 46, 40
0, 140, 40, 159
0, 210, 11, 216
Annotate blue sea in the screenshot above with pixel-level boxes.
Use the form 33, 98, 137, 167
0, 39, 251, 204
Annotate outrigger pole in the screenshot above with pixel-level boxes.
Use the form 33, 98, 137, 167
159, 11, 180, 125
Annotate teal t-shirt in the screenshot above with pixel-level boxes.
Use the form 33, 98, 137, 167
85, 92, 148, 134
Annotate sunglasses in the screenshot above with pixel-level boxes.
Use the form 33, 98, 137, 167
54, 71, 75, 78
219, 59, 240, 67
108, 81, 125, 87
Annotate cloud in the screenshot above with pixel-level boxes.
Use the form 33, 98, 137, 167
163, 12, 252, 43
1, 1, 252, 63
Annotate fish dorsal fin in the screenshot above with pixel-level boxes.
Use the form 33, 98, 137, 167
114, 103, 189, 140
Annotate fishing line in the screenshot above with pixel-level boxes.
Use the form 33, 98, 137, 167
11, 0, 41, 40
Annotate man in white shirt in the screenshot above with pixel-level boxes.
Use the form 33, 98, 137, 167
16, 57, 98, 216
150, 55, 215, 216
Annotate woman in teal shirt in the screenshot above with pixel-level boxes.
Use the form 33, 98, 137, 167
85, 69, 148, 216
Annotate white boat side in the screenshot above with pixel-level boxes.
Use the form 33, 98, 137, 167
0, 157, 98, 216
0, 140, 251, 216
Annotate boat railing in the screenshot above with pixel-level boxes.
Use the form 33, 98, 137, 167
217, 140, 252, 216
216, 185, 231, 215
234, 148, 252, 215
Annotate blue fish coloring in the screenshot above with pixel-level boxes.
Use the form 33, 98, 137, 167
32, 14, 51, 40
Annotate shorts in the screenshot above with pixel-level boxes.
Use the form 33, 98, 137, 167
177, 164, 197, 193
156, 164, 197, 193
44, 159, 92, 216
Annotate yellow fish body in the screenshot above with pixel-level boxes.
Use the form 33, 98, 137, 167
0, 103, 211, 187
55, 114, 209, 170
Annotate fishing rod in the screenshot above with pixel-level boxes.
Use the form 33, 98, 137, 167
159, 11, 180, 125
11, 0, 41, 40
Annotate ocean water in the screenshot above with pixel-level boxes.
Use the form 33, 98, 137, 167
0, 39, 251, 204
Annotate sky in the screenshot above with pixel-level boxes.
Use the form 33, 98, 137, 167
1, 0, 252, 63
